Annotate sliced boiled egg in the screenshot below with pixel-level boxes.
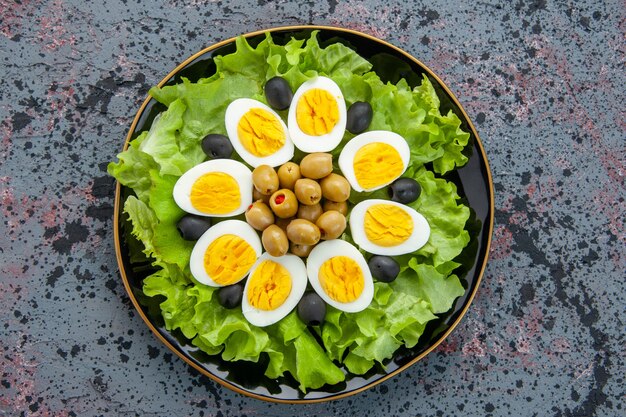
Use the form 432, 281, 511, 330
241, 253, 308, 327
338, 131, 410, 192
287, 76, 347, 153
306, 240, 373, 313
173, 159, 252, 217
189, 220, 262, 287
349, 199, 430, 256
225, 98, 294, 168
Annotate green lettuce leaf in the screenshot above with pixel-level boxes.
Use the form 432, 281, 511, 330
215, 35, 273, 80
191, 301, 270, 362
137, 99, 204, 177
291, 342, 343, 390
321, 281, 437, 375
410, 168, 471, 268
107, 132, 158, 201
123, 196, 158, 260
399, 260, 465, 314
143, 268, 197, 338
122, 175, 193, 271
300, 33, 372, 77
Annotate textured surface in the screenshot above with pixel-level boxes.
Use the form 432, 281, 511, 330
1, 0, 624, 415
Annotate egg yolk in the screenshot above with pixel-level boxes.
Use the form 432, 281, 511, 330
318, 256, 364, 303
296, 88, 339, 136
203, 235, 257, 285
353, 142, 404, 189
237, 108, 286, 156
190, 172, 240, 214
247, 260, 292, 311
364, 204, 414, 247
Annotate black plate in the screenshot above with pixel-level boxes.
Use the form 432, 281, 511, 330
113, 26, 494, 403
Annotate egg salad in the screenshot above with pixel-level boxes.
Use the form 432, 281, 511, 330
109, 31, 473, 392
171, 77, 427, 322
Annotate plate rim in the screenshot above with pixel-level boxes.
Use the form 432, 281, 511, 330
112, 24, 495, 404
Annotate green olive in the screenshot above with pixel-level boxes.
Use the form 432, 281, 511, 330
294, 178, 322, 206
297, 203, 323, 223
320, 173, 351, 202
252, 187, 270, 205
286, 219, 321, 246
290, 241, 315, 258
322, 200, 348, 216
277, 162, 301, 190
299, 153, 333, 179
245, 201, 274, 231
252, 165, 279, 195
262, 225, 289, 257
269, 189, 299, 218
316, 210, 347, 240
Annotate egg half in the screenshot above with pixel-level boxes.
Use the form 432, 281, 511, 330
190, 220, 262, 287
225, 98, 294, 167
287, 76, 347, 153
306, 240, 374, 313
338, 131, 410, 192
241, 253, 308, 327
173, 159, 253, 217
349, 199, 430, 256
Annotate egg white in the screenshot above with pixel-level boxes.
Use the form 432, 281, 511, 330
337, 130, 410, 192
225, 98, 294, 168
172, 159, 253, 217
349, 199, 430, 256
241, 253, 308, 327
189, 220, 262, 287
306, 240, 373, 313
287, 77, 347, 153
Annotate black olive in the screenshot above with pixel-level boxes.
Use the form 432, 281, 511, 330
368, 255, 400, 283
264, 77, 293, 110
201, 134, 233, 159
217, 283, 244, 309
176, 214, 212, 241
297, 292, 326, 326
388, 177, 421, 204
346, 101, 373, 134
